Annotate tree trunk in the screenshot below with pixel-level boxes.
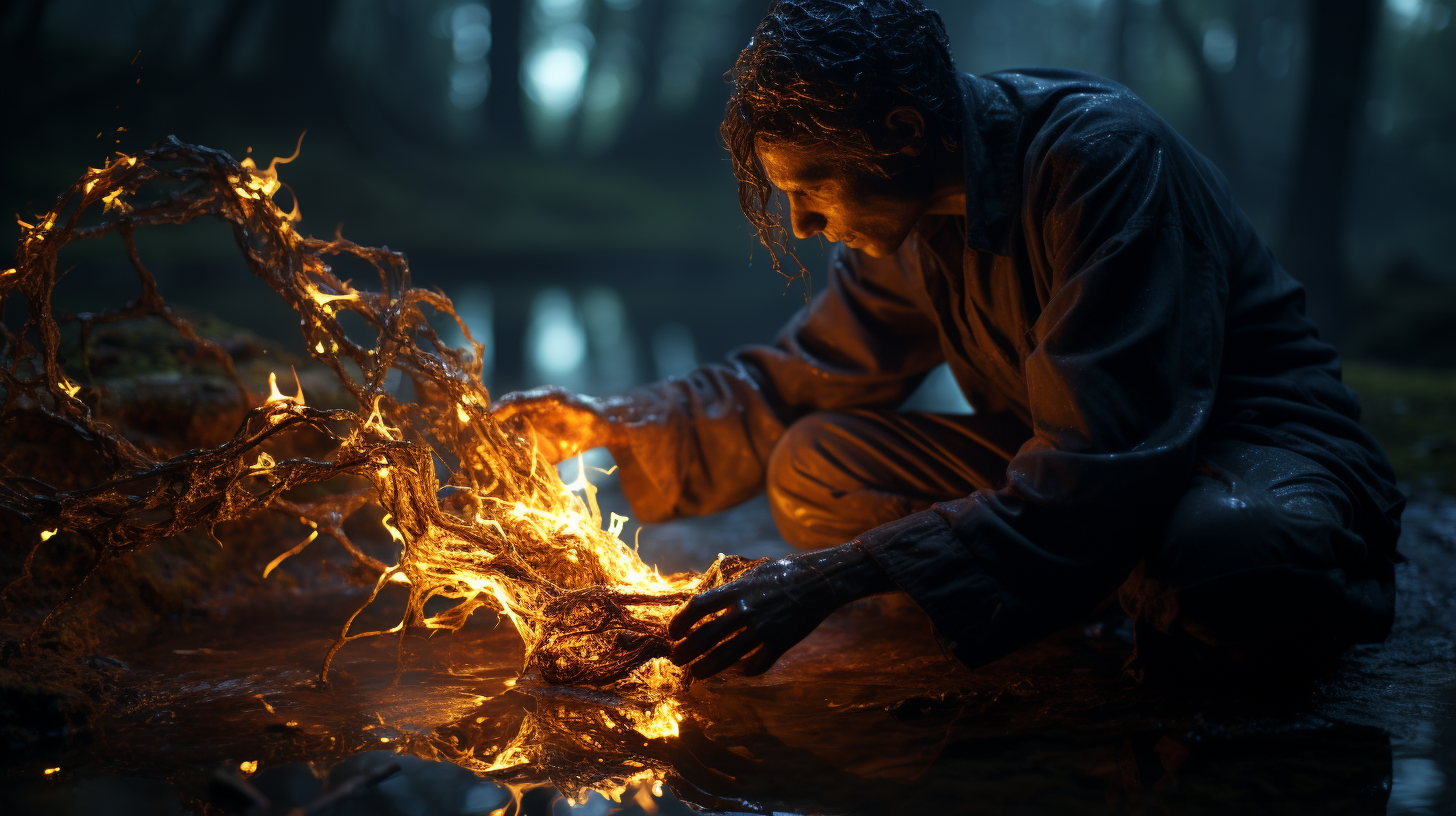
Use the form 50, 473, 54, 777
610, 0, 672, 159
266, 0, 342, 90
198, 0, 254, 77
487, 0, 525, 146
1279, 0, 1381, 344
1113, 0, 1130, 86
10, 0, 47, 61
1160, 0, 1239, 177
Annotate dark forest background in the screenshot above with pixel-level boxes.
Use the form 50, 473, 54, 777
2, 0, 1454, 482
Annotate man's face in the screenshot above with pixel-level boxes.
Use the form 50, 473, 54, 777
756, 139, 931, 259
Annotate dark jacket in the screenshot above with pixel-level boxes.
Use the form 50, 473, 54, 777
604, 70, 1404, 668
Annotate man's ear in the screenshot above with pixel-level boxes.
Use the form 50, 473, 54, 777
885, 107, 928, 157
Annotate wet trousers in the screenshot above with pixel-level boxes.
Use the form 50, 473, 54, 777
764, 409, 1397, 671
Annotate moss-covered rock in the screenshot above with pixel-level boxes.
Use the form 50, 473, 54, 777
1, 310, 390, 751
1345, 362, 1456, 492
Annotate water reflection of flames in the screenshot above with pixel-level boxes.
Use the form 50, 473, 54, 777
437, 690, 687, 809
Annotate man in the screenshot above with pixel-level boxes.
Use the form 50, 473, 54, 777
495, 0, 1403, 683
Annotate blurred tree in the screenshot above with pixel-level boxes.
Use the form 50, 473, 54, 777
489, 0, 527, 145
199, 0, 252, 78
1160, 0, 1239, 176
1280, 0, 1382, 343
9, 0, 46, 56
267, 0, 344, 92
1113, 0, 1130, 84
612, 0, 671, 158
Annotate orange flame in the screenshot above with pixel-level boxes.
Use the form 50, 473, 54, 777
363, 396, 403, 441
233, 133, 305, 223
625, 699, 684, 739
265, 370, 305, 406
100, 188, 131, 214
304, 282, 360, 315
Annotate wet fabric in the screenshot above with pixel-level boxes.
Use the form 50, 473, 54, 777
763, 409, 1027, 548
1120, 438, 1396, 669
604, 69, 1405, 670
754, 407, 1394, 667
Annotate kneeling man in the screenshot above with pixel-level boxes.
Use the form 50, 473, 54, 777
497, 0, 1403, 682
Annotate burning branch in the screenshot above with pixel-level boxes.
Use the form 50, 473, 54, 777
0, 137, 757, 692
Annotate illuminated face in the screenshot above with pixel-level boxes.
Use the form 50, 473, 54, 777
755, 139, 933, 259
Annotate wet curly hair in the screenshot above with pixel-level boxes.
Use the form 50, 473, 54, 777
721, 0, 961, 281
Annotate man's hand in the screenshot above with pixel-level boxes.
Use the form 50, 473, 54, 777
668, 542, 894, 679
491, 386, 622, 464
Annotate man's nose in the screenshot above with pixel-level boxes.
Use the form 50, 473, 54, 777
790, 203, 826, 240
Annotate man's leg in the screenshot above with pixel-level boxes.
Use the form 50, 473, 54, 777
1120, 439, 1397, 676
764, 409, 1030, 549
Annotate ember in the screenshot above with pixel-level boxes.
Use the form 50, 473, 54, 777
0, 138, 758, 696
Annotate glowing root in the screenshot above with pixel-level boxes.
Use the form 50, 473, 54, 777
1, 136, 760, 699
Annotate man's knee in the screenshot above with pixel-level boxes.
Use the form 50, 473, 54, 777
766, 412, 852, 549
1121, 487, 1289, 637
765, 411, 917, 550
1154, 482, 1300, 588
1123, 467, 1393, 670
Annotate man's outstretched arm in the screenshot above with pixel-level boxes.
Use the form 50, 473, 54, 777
491, 387, 627, 464
491, 246, 943, 522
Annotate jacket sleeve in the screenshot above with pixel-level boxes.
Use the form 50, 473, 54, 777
605, 245, 944, 522
859, 127, 1227, 668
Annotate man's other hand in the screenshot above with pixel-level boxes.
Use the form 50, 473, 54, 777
668, 543, 893, 679
490, 386, 621, 464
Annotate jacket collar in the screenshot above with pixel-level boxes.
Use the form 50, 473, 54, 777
958, 73, 1019, 257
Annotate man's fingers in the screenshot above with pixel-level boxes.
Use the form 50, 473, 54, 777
688, 629, 762, 680
487, 391, 531, 419
668, 588, 738, 639
737, 640, 791, 677
670, 610, 745, 666
488, 386, 566, 419
489, 400, 521, 422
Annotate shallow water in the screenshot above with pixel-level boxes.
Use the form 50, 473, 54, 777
5, 491, 1456, 815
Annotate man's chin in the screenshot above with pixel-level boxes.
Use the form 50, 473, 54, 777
852, 236, 906, 259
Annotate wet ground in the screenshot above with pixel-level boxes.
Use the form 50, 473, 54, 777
3, 484, 1455, 816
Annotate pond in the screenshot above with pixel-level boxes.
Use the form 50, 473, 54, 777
5, 491, 1455, 816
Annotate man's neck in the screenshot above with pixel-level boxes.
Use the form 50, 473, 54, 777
921, 146, 967, 218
